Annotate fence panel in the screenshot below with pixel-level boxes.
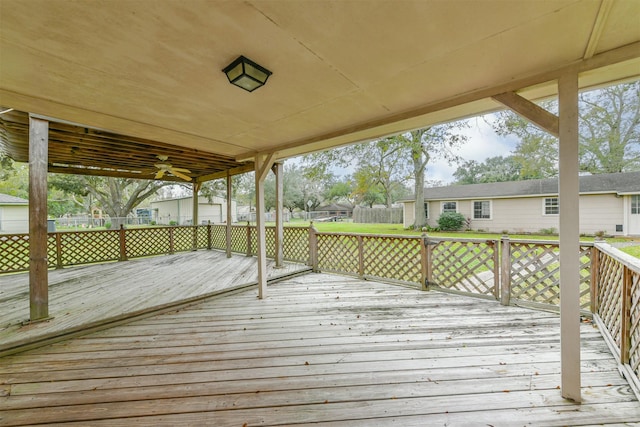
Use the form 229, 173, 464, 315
317, 233, 360, 275
430, 239, 498, 297
196, 225, 209, 249
509, 241, 592, 311
363, 236, 421, 285
58, 230, 120, 266
630, 270, 640, 384
125, 228, 171, 258
211, 225, 227, 250
283, 227, 309, 263
0, 234, 30, 273
172, 226, 195, 252
230, 225, 248, 254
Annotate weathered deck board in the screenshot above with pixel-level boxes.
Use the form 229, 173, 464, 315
0, 250, 310, 355
1, 273, 638, 426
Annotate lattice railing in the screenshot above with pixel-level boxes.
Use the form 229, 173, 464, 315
172, 226, 195, 252
59, 230, 120, 266
283, 227, 309, 263
125, 228, 171, 258
506, 240, 592, 311
593, 243, 640, 397
230, 225, 249, 254
0, 234, 30, 272
211, 225, 227, 250
363, 235, 421, 285
429, 238, 498, 297
316, 233, 360, 275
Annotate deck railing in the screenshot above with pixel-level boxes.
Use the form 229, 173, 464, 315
0, 224, 310, 273
591, 243, 640, 396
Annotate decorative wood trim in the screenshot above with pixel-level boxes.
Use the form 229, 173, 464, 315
491, 91, 559, 137
501, 236, 511, 306
621, 266, 632, 364
584, 0, 615, 60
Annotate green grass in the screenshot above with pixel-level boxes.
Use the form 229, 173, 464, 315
620, 245, 640, 258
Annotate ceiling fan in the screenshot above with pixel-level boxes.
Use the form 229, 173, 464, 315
154, 155, 192, 181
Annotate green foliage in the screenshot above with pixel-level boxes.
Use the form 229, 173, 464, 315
437, 212, 466, 231
169, 220, 177, 226
453, 155, 522, 184
104, 222, 112, 230
538, 227, 557, 235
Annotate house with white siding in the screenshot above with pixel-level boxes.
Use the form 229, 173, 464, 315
0, 193, 29, 234
150, 195, 237, 225
401, 172, 640, 236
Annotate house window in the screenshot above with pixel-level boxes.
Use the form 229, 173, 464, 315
544, 197, 559, 215
442, 201, 457, 213
473, 200, 491, 219
632, 195, 640, 215
423, 202, 429, 219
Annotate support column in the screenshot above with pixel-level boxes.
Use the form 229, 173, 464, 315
255, 153, 275, 299
226, 171, 232, 258
274, 161, 284, 268
192, 182, 201, 225
28, 116, 49, 321
558, 71, 581, 402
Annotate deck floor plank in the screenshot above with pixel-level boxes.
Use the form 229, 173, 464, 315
1, 273, 639, 426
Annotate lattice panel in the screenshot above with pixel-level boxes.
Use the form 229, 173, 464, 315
125, 228, 171, 258
431, 241, 496, 296
0, 234, 30, 273
317, 234, 359, 275
597, 251, 623, 348
265, 227, 276, 258
283, 227, 309, 263
363, 236, 421, 284
211, 225, 227, 250
630, 270, 640, 380
230, 226, 248, 253
47, 234, 58, 268
173, 226, 195, 252
196, 226, 209, 249
59, 231, 120, 266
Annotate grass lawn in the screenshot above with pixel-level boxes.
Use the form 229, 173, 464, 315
620, 245, 640, 258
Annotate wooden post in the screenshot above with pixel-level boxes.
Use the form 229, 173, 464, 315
500, 235, 511, 306
246, 221, 252, 257
558, 71, 581, 402
425, 235, 433, 291
254, 153, 275, 299
309, 223, 318, 271
28, 116, 49, 321
491, 239, 500, 300
357, 235, 365, 279
226, 171, 232, 258
420, 234, 428, 291
55, 232, 63, 269
620, 266, 632, 364
119, 224, 128, 261
590, 245, 600, 314
274, 162, 284, 267
207, 221, 212, 250
192, 182, 201, 251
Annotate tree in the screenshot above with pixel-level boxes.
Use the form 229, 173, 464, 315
49, 175, 172, 229
494, 81, 640, 176
453, 155, 522, 184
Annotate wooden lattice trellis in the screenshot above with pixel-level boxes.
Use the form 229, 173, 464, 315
363, 236, 421, 285
125, 228, 171, 258
230, 225, 248, 254
283, 227, 309, 263
317, 234, 360, 275
59, 231, 120, 266
430, 239, 498, 297
172, 226, 195, 252
508, 241, 591, 310
0, 234, 30, 273
196, 226, 209, 249
597, 250, 624, 348
630, 270, 640, 381
211, 225, 227, 250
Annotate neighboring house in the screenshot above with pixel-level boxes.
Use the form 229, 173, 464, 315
401, 172, 640, 236
0, 193, 28, 234
151, 196, 237, 225
314, 203, 354, 218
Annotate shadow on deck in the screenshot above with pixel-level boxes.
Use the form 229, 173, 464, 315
0, 250, 311, 356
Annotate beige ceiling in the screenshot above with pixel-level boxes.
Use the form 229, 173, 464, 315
1, 0, 639, 167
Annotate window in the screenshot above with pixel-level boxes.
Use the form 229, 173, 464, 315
473, 200, 491, 219
442, 201, 457, 213
544, 197, 559, 215
632, 195, 640, 215
423, 202, 429, 219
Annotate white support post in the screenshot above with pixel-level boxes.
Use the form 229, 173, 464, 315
254, 153, 275, 299
29, 116, 49, 321
226, 171, 232, 258
558, 71, 581, 402
274, 161, 284, 268
192, 182, 201, 225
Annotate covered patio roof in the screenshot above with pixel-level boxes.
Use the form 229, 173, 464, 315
1, 0, 639, 173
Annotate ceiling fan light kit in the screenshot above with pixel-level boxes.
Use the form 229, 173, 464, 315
153, 155, 192, 181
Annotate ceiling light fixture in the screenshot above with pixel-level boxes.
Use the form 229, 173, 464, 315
222, 55, 272, 92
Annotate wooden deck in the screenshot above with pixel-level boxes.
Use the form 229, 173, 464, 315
1, 273, 639, 426
0, 250, 310, 356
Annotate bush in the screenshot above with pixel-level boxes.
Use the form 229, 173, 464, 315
104, 222, 111, 230
169, 220, 178, 226
437, 212, 466, 231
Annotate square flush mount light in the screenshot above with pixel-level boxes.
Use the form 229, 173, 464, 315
222, 56, 272, 92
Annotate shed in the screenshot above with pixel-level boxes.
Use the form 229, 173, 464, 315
0, 193, 28, 234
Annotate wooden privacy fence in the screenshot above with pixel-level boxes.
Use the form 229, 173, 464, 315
591, 243, 640, 396
0, 224, 310, 274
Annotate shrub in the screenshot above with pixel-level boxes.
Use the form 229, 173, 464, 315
437, 212, 466, 231
169, 220, 178, 226
104, 222, 111, 230
539, 227, 557, 235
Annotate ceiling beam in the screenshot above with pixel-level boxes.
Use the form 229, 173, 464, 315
584, 0, 615, 60
491, 91, 559, 138
195, 163, 255, 183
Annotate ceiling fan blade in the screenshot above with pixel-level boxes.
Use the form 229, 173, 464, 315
172, 167, 192, 173
171, 169, 192, 181
155, 170, 165, 179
